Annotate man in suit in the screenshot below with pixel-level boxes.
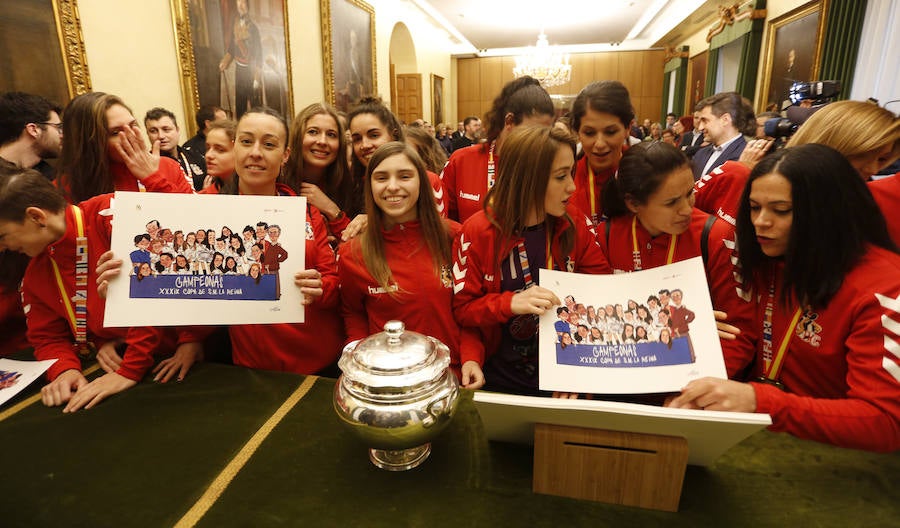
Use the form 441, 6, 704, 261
450, 116, 482, 152
692, 92, 750, 181
678, 112, 704, 158
450, 121, 464, 141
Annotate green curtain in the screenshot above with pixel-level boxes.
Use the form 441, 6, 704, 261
705, 49, 719, 97
706, 0, 765, 98
735, 18, 764, 100
662, 49, 688, 119
819, 0, 868, 100
661, 70, 671, 122
672, 61, 687, 117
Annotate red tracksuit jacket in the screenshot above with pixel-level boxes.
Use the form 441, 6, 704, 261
0, 288, 27, 357
202, 183, 345, 373
439, 144, 491, 223
597, 209, 757, 378
570, 152, 622, 225
22, 196, 171, 382
745, 246, 900, 452
338, 219, 481, 374
452, 204, 612, 364
693, 160, 750, 226
111, 156, 195, 194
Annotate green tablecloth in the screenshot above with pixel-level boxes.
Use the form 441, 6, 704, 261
1, 361, 898, 527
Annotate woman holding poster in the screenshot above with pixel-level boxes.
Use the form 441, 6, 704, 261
669, 145, 900, 452
452, 126, 611, 396
599, 142, 756, 378
338, 142, 483, 388
201, 107, 344, 374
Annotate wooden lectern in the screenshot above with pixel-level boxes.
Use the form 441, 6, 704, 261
532, 423, 689, 512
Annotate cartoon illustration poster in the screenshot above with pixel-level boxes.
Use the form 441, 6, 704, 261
538, 258, 727, 394
0, 358, 57, 408
104, 192, 307, 326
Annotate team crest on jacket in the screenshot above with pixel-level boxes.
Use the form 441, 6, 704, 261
440, 265, 452, 288
305, 221, 314, 240
796, 310, 822, 347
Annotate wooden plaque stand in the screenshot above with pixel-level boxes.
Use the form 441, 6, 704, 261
532, 423, 689, 512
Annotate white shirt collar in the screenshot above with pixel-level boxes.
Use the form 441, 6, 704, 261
714, 133, 743, 151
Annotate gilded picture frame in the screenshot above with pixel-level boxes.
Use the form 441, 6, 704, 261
431, 74, 444, 126
0, 0, 91, 104
321, 0, 377, 112
759, 0, 829, 112
171, 0, 295, 136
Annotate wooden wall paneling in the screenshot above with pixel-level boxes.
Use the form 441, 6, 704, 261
593, 52, 619, 84
455, 51, 668, 123
642, 50, 666, 97
500, 56, 516, 86
479, 56, 504, 102
617, 51, 645, 99
457, 58, 481, 105
565, 53, 594, 93
457, 102, 482, 122
633, 96, 650, 122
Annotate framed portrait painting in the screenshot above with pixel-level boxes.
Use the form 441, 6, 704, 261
0, 0, 91, 104
431, 74, 444, 125
172, 0, 294, 135
321, 0, 376, 112
760, 0, 828, 112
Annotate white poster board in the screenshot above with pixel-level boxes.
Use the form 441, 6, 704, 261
105, 192, 307, 326
0, 358, 56, 408
538, 258, 726, 394
474, 390, 771, 467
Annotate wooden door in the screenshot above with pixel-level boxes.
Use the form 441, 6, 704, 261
395, 73, 422, 124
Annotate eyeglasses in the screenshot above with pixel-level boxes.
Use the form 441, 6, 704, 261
37, 122, 63, 131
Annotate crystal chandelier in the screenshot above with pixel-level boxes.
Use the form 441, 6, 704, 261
512, 32, 572, 88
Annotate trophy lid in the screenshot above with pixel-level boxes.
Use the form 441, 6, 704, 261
339, 320, 450, 389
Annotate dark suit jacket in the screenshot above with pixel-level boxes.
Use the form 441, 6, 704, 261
450, 135, 474, 152
679, 131, 702, 159
692, 135, 746, 181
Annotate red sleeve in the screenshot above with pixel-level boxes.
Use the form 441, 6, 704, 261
327, 214, 352, 241
115, 327, 164, 381
458, 326, 486, 366
754, 291, 900, 452
705, 219, 757, 378
0, 288, 28, 357
337, 240, 371, 344
174, 325, 218, 345
428, 170, 448, 218
571, 211, 612, 274
140, 157, 196, 194
440, 154, 459, 221
451, 226, 514, 327
693, 161, 749, 223
308, 206, 339, 309
23, 283, 82, 381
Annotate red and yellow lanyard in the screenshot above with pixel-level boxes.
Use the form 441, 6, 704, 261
48, 205, 92, 354
631, 216, 677, 271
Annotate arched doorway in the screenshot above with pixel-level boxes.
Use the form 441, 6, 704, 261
389, 22, 421, 124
